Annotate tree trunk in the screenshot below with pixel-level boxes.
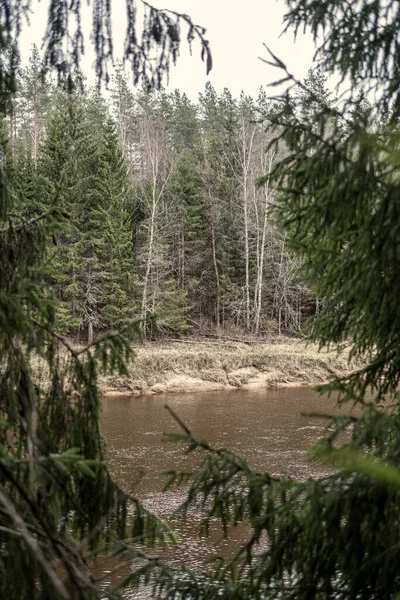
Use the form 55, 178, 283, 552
141, 196, 156, 330
243, 166, 250, 331
254, 149, 276, 334
88, 320, 93, 345
181, 228, 185, 289
33, 83, 39, 162
211, 219, 221, 328
9, 112, 15, 155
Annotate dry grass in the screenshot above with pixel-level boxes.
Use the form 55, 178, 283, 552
99, 338, 361, 396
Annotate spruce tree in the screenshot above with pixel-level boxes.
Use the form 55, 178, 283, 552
167, 91, 207, 322
94, 114, 138, 334
0, 105, 174, 600
131, 2, 400, 599
0, 2, 212, 598
38, 92, 137, 341
198, 83, 243, 328
37, 91, 88, 333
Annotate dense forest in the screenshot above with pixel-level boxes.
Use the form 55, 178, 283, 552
7, 47, 330, 341
4, 0, 400, 598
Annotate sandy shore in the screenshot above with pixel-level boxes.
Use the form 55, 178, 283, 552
99, 338, 358, 397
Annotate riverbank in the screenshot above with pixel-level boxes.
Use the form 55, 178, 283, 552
99, 338, 359, 396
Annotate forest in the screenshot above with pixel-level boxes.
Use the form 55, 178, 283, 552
4, 0, 400, 597
8, 47, 328, 342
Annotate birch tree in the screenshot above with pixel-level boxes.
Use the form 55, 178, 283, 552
0, 1, 211, 597
234, 94, 257, 330
134, 92, 178, 333
251, 131, 278, 334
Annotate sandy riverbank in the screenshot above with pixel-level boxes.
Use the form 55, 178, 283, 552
99, 338, 359, 397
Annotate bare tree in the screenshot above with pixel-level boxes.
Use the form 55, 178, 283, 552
135, 96, 174, 333
251, 123, 283, 334
225, 97, 257, 331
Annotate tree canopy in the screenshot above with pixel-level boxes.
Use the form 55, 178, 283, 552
4, 0, 400, 599
128, 1, 400, 599
0, 2, 209, 599
0, 0, 212, 105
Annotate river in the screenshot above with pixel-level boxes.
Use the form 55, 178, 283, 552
99, 386, 341, 596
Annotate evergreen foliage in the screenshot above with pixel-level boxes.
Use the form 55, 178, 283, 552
16, 44, 53, 159
8, 0, 399, 593
0, 0, 211, 95
127, 2, 400, 599
37, 92, 137, 340
293, 65, 333, 129
0, 3, 210, 596
0, 152, 175, 598
8, 49, 314, 340
168, 93, 208, 317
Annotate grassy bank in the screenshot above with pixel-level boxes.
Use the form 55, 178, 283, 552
99, 337, 359, 396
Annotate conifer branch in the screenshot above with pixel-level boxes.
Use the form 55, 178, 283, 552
0, 490, 69, 599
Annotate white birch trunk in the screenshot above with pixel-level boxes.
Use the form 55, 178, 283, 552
253, 147, 277, 334
237, 117, 256, 331
210, 217, 221, 328
141, 195, 156, 323
139, 108, 173, 335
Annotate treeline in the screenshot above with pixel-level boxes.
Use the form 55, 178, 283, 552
5, 47, 327, 341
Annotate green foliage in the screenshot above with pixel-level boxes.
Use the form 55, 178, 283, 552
293, 65, 334, 129
0, 1, 210, 112
36, 92, 137, 340
10, 0, 400, 592
15, 44, 53, 158
0, 4, 214, 597
129, 2, 400, 599
0, 192, 177, 597
282, 0, 400, 118
267, 84, 400, 404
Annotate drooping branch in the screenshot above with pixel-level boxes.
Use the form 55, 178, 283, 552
40, 0, 212, 89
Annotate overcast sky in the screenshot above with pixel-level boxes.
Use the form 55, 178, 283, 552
20, 0, 317, 100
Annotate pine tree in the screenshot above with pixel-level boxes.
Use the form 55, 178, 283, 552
110, 62, 137, 174
293, 65, 333, 130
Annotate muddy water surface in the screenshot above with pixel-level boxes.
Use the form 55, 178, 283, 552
100, 387, 340, 596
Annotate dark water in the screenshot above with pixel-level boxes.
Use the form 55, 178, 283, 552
99, 387, 341, 595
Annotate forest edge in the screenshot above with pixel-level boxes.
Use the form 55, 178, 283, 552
96, 338, 360, 396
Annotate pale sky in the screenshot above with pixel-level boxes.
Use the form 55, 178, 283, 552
20, 0, 317, 100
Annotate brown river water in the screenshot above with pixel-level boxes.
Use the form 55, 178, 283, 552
100, 387, 342, 597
